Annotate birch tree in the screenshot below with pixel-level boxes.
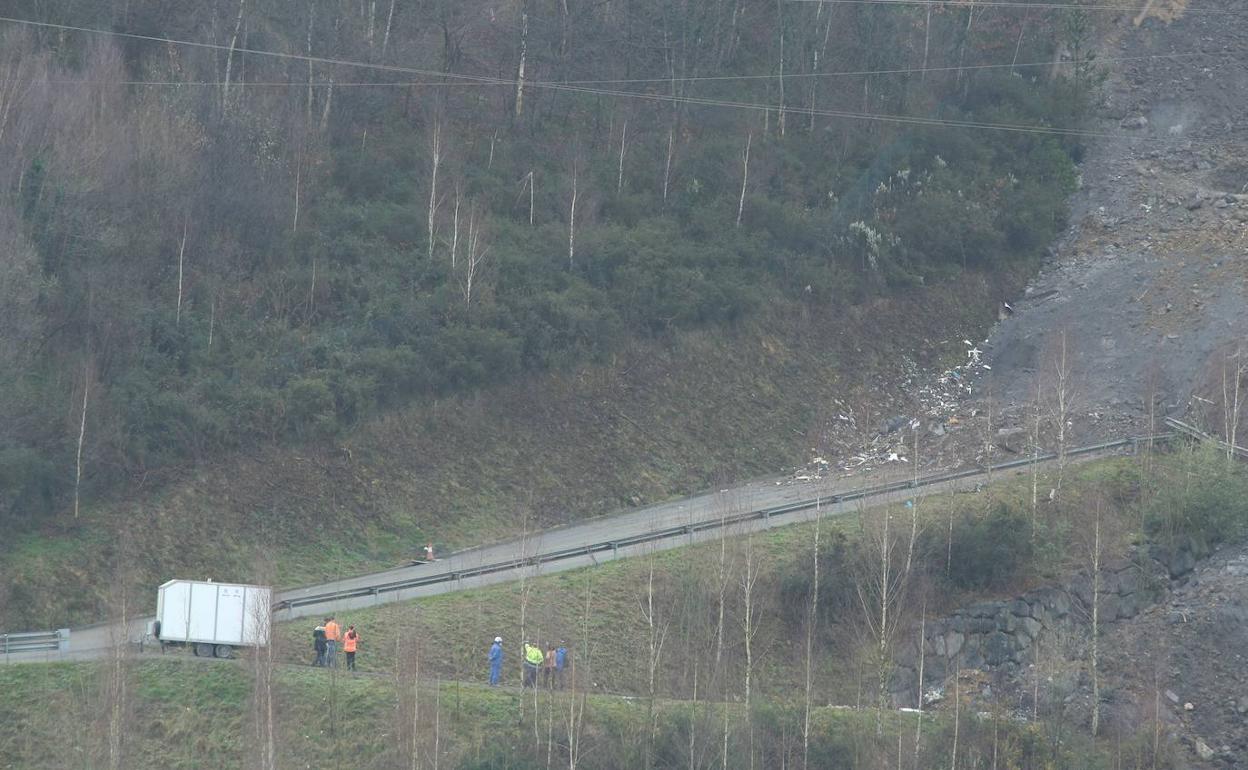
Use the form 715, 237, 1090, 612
739, 532, 763, 770
640, 546, 671, 770
515, 0, 530, 118
221, 0, 248, 112
1220, 345, 1246, 466
1048, 329, 1074, 497
736, 133, 751, 228
74, 360, 90, 519
801, 507, 821, 770
568, 160, 579, 268
428, 124, 442, 261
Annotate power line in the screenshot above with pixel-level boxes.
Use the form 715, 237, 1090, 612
0, 14, 1230, 143
786, 0, 1239, 13
39, 51, 1225, 89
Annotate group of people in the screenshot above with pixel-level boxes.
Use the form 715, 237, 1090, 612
308, 621, 569, 687
312, 616, 360, 671
488, 636, 569, 689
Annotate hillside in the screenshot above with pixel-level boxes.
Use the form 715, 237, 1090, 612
0, 0, 1083, 627
0, 658, 1105, 770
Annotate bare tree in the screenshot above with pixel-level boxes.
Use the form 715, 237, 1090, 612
641, 546, 671, 770
73, 360, 90, 518
449, 184, 462, 268
913, 599, 926, 767
1220, 345, 1246, 466
801, 506, 822, 770
712, 494, 735, 770
221, 0, 248, 111
662, 129, 675, 202
175, 220, 188, 325
381, 0, 397, 58
248, 555, 278, 770
617, 120, 628, 194
736, 133, 751, 228
515, 0, 530, 117
568, 161, 579, 267
949, 654, 961, 770
428, 124, 442, 261
456, 205, 489, 311
1088, 501, 1103, 737
1030, 376, 1043, 538
1048, 329, 1074, 497
855, 499, 908, 734
739, 532, 764, 770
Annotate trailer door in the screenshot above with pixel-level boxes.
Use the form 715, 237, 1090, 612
160, 582, 192, 641
188, 582, 220, 642
215, 586, 246, 645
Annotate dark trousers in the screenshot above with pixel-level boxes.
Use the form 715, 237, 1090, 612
345, 651, 356, 671
523, 663, 538, 687
542, 667, 555, 688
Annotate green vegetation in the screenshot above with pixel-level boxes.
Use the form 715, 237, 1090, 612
270, 456, 1154, 700
1143, 442, 1248, 546
0, 659, 1110, 769
0, 0, 1091, 529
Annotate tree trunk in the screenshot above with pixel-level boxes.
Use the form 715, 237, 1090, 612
736, 133, 751, 228
73, 361, 89, 518
515, 0, 530, 118
221, 0, 247, 112
175, 220, 188, 325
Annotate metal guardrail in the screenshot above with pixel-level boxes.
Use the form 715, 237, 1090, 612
275, 433, 1175, 613
1164, 417, 1248, 459
1, 629, 70, 660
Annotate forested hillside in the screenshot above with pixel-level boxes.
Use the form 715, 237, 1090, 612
0, 0, 1087, 524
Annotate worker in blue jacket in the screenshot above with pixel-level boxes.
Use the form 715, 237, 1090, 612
488, 636, 503, 686
555, 642, 568, 689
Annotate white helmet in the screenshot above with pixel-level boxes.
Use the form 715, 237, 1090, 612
495, 636, 502, 643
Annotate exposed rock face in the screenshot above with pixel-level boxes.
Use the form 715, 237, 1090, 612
891, 556, 1162, 703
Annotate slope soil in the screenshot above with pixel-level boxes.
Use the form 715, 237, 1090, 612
976, 0, 1248, 441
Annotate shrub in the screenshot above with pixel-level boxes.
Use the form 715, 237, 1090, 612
940, 502, 1034, 591
1145, 443, 1248, 546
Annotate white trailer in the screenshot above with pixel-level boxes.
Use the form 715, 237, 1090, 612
153, 580, 271, 658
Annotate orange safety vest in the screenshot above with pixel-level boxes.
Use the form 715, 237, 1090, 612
343, 631, 358, 653
325, 621, 341, 641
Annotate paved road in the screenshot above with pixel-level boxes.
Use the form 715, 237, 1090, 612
1, 443, 1135, 664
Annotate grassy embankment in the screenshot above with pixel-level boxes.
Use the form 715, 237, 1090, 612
0, 657, 1090, 770
269, 456, 1156, 700
1, 275, 1010, 631
8, 450, 1234, 768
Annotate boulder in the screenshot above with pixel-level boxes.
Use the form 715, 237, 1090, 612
995, 427, 1027, 454
983, 632, 1013, 666
944, 631, 965, 659
1194, 738, 1215, 761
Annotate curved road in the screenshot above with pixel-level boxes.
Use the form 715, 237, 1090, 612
2, 439, 1142, 664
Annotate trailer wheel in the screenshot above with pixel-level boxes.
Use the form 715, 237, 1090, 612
213, 644, 235, 659
194, 642, 214, 657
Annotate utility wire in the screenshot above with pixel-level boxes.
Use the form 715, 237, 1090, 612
785, 0, 1239, 13
0, 14, 1235, 142
38, 51, 1227, 89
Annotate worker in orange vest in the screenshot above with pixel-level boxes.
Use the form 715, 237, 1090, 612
324, 616, 341, 668
343, 625, 359, 672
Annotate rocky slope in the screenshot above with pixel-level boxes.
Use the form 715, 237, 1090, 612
805, 0, 1248, 484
